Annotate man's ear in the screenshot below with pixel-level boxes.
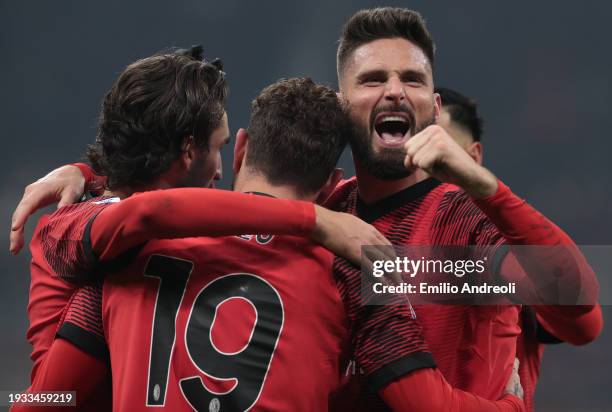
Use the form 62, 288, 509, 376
233, 128, 249, 175
315, 168, 344, 205
433, 92, 442, 122
181, 135, 197, 170
467, 141, 483, 165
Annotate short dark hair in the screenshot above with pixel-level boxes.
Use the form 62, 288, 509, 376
87, 46, 227, 190
436, 87, 483, 142
337, 7, 435, 76
246, 77, 350, 196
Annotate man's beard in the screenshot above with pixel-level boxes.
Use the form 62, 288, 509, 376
180, 153, 212, 188
349, 111, 436, 181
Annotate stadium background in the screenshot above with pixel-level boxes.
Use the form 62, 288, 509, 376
1, 1, 610, 411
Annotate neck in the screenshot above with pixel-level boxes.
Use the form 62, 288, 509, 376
233, 170, 313, 201
106, 175, 178, 199
355, 163, 430, 204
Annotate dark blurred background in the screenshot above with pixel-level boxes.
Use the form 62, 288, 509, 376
1, 1, 610, 411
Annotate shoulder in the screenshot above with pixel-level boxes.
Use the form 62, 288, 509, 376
435, 184, 491, 222
325, 177, 357, 211
32, 197, 122, 279
38, 196, 120, 234
432, 184, 503, 244
141, 235, 333, 265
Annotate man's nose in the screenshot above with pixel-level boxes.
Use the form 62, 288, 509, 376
384, 77, 406, 104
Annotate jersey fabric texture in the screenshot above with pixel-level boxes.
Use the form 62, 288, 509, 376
56, 220, 432, 411
27, 197, 116, 380
326, 177, 521, 410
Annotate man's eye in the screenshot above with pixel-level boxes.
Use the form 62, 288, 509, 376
362, 78, 385, 86
402, 76, 425, 85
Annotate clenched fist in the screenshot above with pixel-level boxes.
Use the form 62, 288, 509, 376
404, 125, 498, 198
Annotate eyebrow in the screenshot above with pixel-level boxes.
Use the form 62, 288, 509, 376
399, 69, 427, 83
356, 69, 387, 83
356, 68, 428, 83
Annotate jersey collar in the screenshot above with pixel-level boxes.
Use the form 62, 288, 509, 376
356, 178, 441, 223
245, 191, 277, 198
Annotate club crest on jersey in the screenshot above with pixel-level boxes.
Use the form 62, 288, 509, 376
236, 234, 274, 244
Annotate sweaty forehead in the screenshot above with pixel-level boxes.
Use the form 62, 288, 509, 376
347, 37, 431, 76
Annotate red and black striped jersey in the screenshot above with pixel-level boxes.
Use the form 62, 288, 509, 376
27, 196, 117, 381
25, 197, 117, 412
58, 232, 433, 411
327, 177, 521, 407
29, 188, 319, 382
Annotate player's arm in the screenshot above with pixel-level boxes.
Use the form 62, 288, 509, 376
348, 302, 524, 411
380, 365, 523, 412
12, 164, 391, 273
40, 188, 388, 280
9, 339, 108, 412
333, 259, 524, 411
88, 187, 388, 264
10, 283, 109, 412
10, 164, 104, 254
474, 181, 603, 345
403, 126, 602, 345
534, 303, 602, 346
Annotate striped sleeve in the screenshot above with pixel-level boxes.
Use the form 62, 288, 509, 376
333, 257, 435, 392
39, 198, 115, 282
432, 190, 509, 280
56, 282, 108, 360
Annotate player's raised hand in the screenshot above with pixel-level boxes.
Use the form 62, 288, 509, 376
311, 206, 394, 266
404, 125, 498, 198
10, 165, 86, 254
503, 358, 524, 400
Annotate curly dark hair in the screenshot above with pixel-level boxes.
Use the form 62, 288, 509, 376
87, 45, 227, 190
246, 77, 350, 196
337, 7, 435, 77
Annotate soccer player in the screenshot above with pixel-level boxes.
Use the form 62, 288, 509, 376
435, 86, 604, 411
323, 7, 600, 409
16, 76, 527, 411
11, 47, 392, 411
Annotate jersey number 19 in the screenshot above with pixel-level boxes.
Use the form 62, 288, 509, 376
144, 255, 284, 411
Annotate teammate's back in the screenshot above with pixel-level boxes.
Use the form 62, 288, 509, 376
91, 233, 346, 411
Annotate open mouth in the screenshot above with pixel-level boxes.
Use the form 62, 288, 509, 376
374, 113, 412, 146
